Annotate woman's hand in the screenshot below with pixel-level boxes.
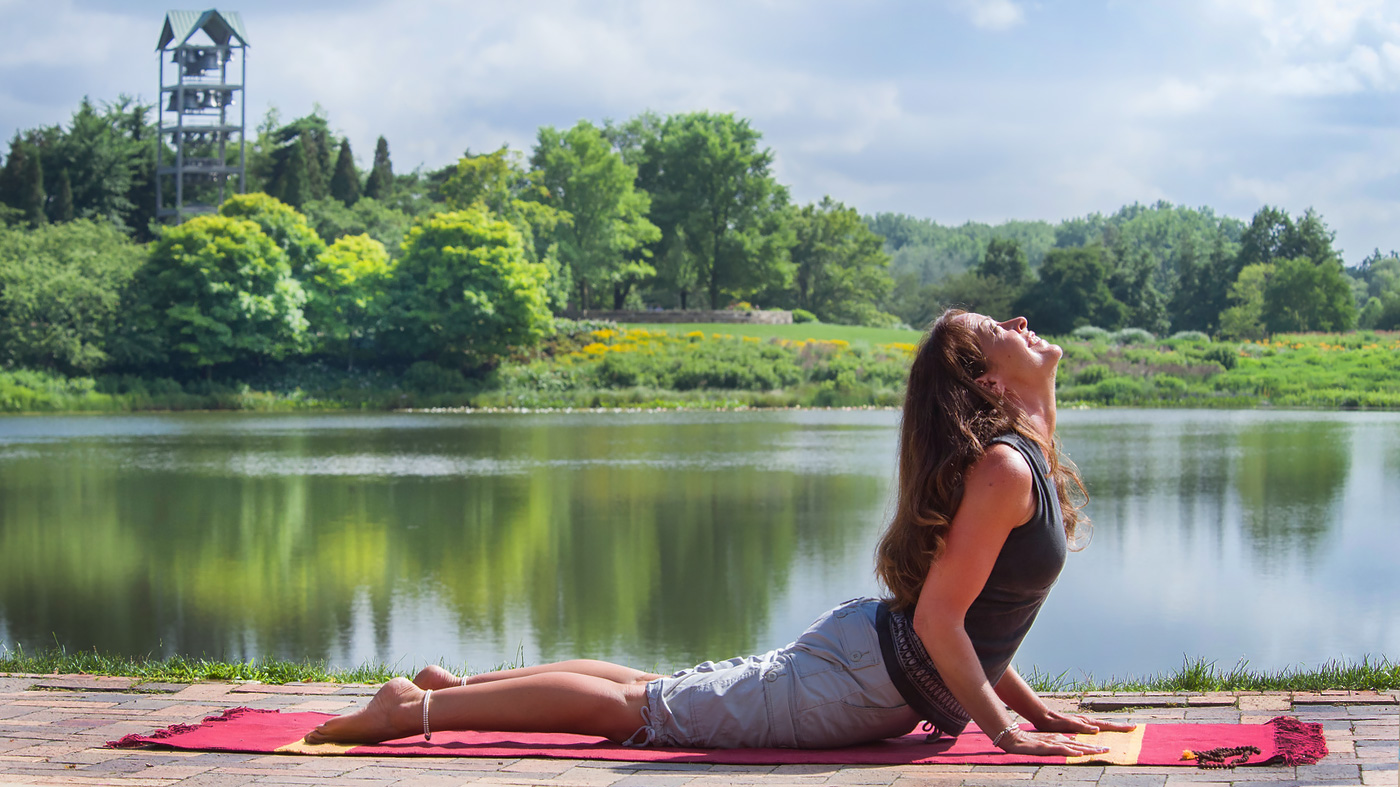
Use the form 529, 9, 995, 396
1032, 710, 1137, 736
997, 727, 1113, 757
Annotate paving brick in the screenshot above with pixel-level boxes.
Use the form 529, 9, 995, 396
1095, 775, 1169, 787
1082, 696, 1190, 712
26, 676, 139, 693
229, 683, 342, 696
1238, 695, 1291, 712
1184, 696, 1236, 707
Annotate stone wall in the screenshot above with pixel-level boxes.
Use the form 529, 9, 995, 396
563, 309, 793, 325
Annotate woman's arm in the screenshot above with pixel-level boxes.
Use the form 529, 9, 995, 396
995, 666, 1135, 735
910, 445, 1112, 757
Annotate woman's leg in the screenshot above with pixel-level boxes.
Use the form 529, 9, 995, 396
414, 660, 662, 691
305, 672, 650, 745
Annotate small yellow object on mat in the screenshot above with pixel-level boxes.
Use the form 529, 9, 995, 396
1065, 724, 1147, 765
275, 738, 357, 755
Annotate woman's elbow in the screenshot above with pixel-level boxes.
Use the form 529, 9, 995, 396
911, 609, 964, 646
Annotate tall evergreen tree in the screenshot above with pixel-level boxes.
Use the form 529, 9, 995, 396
274, 138, 311, 209
363, 136, 393, 201
329, 138, 360, 206
0, 133, 27, 213
51, 169, 74, 222
20, 144, 46, 227
302, 127, 332, 201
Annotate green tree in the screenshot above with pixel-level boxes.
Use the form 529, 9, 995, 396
0, 220, 144, 373
386, 208, 552, 368
329, 138, 360, 206
790, 196, 894, 325
259, 114, 334, 208
655, 225, 701, 308
44, 97, 150, 229
530, 120, 660, 310
439, 147, 571, 310
51, 169, 74, 223
978, 237, 1030, 286
637, 112, 793, 308
1218, 262, 1271, 340
126, 215, 307, 372
218, 193, 327, 278
1017, 246, 1126, 334
301, 196, 411, 254
269, 137, 311, 209
927, 270, 1020, 323
310, 233, 394, 368
1261, 256, 1356, 333
19, 143, 46, 227
362, 136, 394, 201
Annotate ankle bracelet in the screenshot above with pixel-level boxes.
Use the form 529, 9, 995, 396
422, 689, 433, 741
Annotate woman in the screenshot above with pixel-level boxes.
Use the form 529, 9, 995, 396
306, 310, 1133, 756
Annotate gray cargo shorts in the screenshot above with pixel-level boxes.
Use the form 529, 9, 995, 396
630, 598, 921, 748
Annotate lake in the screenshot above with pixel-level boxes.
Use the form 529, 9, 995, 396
0, 408, 1395, 681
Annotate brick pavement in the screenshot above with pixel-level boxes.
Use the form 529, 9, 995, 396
0, 675, 1394, 786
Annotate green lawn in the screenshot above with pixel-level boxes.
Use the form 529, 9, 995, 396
622, 322, 923, 349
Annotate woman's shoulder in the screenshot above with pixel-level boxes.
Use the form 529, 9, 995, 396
965, 442, 1034, 500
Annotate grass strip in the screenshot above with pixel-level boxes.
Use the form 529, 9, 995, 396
3, 646, 1396, 692
1021, 656, 1400, 693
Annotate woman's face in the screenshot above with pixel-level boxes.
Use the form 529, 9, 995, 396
962, 313, 1063, 392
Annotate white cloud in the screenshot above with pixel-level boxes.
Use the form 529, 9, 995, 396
1129, 77, 1215, 117
952, 0, 1025, 31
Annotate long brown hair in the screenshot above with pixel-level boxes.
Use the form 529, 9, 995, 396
875, 309, 1088, 613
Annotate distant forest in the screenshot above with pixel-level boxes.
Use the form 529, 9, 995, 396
2, 96, 1399, 386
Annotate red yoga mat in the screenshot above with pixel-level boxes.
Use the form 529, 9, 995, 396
108, 709, 1326, 767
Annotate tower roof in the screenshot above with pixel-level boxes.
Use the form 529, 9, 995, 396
157, 9, 248, 50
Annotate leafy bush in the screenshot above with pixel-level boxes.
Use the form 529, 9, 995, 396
792, 308, 817, 323
125, 215, 309, 372
1090, 375, 1148, 404
1071, 326, 1110, 342
1169, 330, 1210, 344
1111, 328, 1155, 345
1152, 374, 1188, 397
386, 208, 552, 368
1074, 364, 1113, 386
404, 361, 468, 394
1200, 344, 1239, 370
0, 220, 144, 374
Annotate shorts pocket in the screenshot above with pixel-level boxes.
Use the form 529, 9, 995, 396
831, 603, 882, 672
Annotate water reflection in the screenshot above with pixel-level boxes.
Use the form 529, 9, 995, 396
0, 410, 1396, 677
1235, 421, 1348, 569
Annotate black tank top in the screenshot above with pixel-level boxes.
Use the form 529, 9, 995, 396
876, 432, 1068, 736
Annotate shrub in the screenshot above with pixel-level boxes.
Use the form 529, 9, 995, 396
1091, 375, 1147, 404
792, 308, 818, 324
1201, 344, 1239, 370
387, 208, 552, 368
1074, 364, 1113, 386
1071, 325, 1110, 342
1152, 374, 1188, 398
127, 215, 309, 372
0, 220, 144, 374
1169, 330, 1210, 344
1111, 328, 1155, 345
404, 361, 468, 394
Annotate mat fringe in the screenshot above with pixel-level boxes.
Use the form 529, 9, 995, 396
1267, 715, 1328, 766
105, 706, 280, 749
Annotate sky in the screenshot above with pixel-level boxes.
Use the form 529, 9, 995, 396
3, 0, 1400, 265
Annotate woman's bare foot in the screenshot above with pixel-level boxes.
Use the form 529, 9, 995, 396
413, 665, 465, 690
304, 677, 422, 744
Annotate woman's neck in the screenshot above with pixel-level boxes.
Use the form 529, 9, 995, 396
1006, 383, 1057, 442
